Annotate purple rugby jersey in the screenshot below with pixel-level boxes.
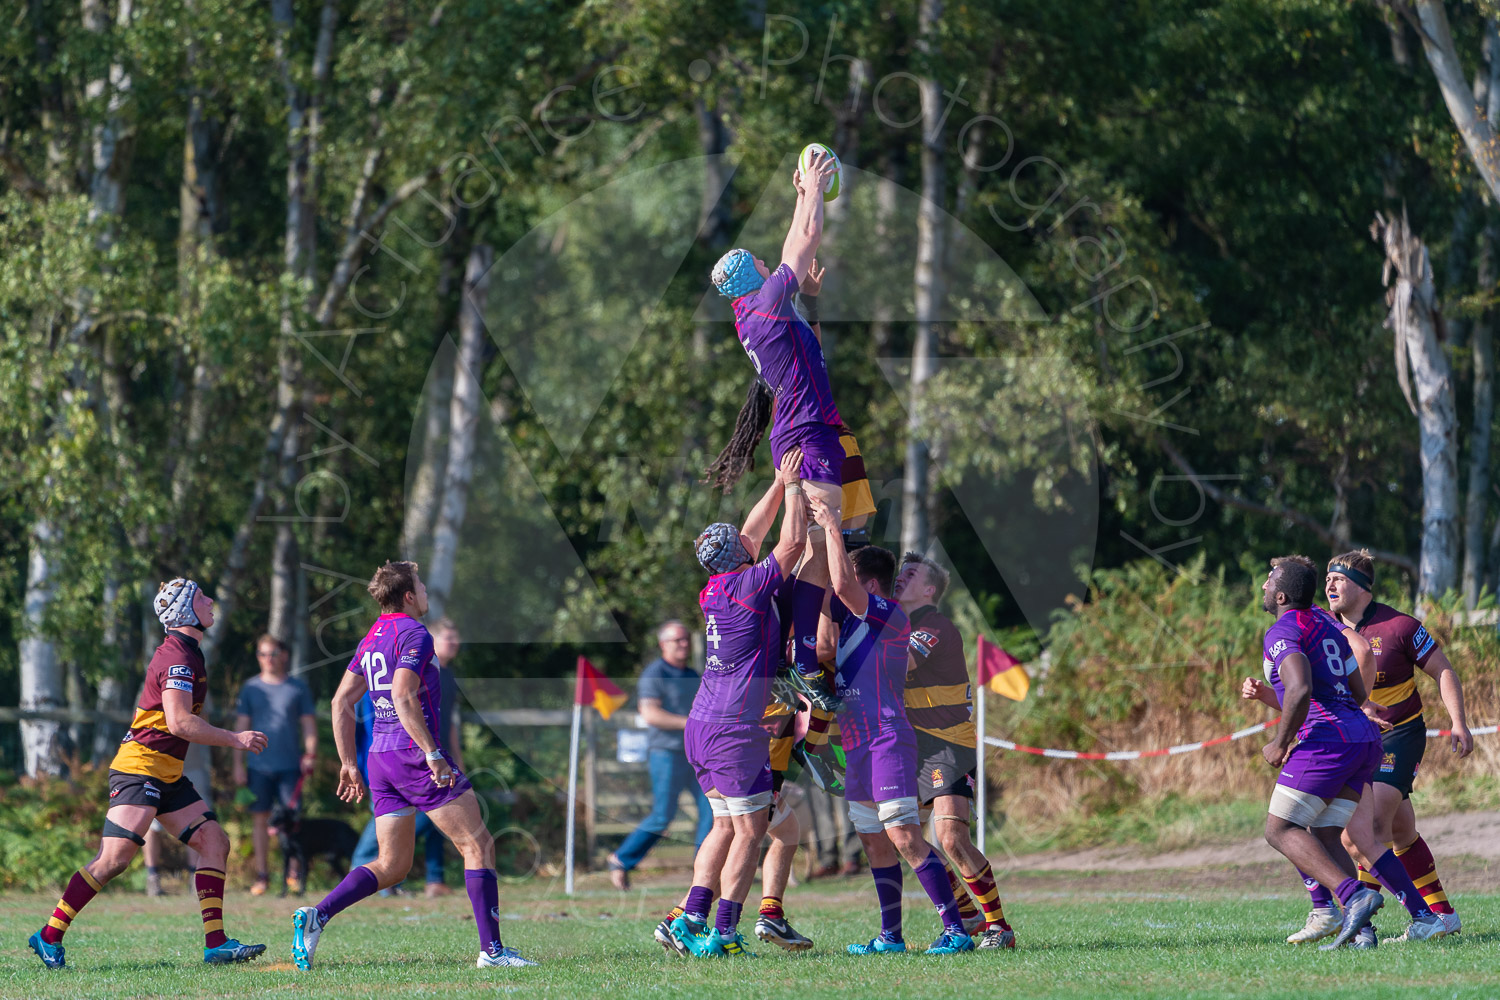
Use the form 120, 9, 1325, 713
732, 263, 842, 463
690, 553, 785, 726
1262, 608, 1379, 745
347, 612, 442, 753
830, 592, 913, 750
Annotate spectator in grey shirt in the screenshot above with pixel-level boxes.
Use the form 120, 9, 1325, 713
606, 620, 712, 890
233, 634, 317, 895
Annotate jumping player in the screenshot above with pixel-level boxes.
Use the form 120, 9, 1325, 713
670, 447, 807, 957
895, 552, 1016, 949
808, 497, 972, 956
291, 561, 536, 970
29, 579, 269, 969
708, 152, 842, 684
1244, 556, 1443, 949
1326, 550, 1470, 937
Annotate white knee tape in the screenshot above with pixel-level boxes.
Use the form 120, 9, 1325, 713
1268, 785, 1325, 828
877, 797, 920, 830
1313, 797, 1358, 828
724, 790, 773, 816
848, 799, 883, 835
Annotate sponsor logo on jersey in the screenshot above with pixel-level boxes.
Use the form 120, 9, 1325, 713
168, 665, 194, 679
909, 630, 939, 656
1269, 639, 1288, 658
1413, 625, 1436, 659
144, 782, 160, 798
374, 696, 395, 712
705, 655, 725, 671
165, 678, 194, 692
1369, 636, 1383, 654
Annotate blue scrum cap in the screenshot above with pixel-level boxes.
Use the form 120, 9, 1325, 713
711, 248, 765, 299
695, 523, 753, 574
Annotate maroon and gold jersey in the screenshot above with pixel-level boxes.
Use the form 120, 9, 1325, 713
904, 605, 976, 748
1355, 602, 1439, 728
109, 632, 208, 781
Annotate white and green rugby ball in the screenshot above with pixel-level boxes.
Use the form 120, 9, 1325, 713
798, 142, 842, 201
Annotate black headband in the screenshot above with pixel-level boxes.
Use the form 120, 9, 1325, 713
1328, 563, 1372, 591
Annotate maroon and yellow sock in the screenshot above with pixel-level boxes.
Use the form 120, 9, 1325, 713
759, 895, 784, 920
41, 869, 102, 944
1357, 864, 1382, 893
195, 868, 228, 948
804, 707, 834, 749
665, 904, 685, 922
1396, 837, 1455, 915
962, 862, 1011, 931
943, 861, 980, 923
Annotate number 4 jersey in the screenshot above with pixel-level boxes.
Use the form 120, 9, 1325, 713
348, 612, 441, 753
1262, 608, 1379, 745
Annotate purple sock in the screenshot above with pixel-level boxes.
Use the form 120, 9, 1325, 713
1299, 868, 1335, 909
316, 865, 379, 924
870, 863, 904, 940
1334, 877, 1363, 908
791, 579, 824, 675
684, 885, 713, 921
464, 869, 503, 953
1372, 849, 1433, 919
714, 898, 743, 935
914, 850, 965, 934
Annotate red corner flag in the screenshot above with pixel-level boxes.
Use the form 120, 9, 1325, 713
977, 635, 1029, 702
575, 656, 627, 720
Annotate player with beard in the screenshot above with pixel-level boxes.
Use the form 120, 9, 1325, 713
1244, 556, 1444, 949
1326, 549, 1470, 938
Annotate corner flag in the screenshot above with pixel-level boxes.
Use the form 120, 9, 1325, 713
575, 656, 627, 719
977, 635, 1029, 702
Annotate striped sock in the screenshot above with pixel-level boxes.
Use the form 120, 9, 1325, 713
962, 863, 1010, 931
1395, 837, 1454, 915
41, 869, 102, 944
943, 862, 980, 922
195, 868, 228, 948
1357, 865, 1382, 892
665, 904, 685, 922
759, 895, 784, 920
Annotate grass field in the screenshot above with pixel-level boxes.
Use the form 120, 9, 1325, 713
2, 864, 1498, 1000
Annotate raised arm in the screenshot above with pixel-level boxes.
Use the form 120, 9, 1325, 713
769, 467, 809, 579
741, 447, 802, 556
810, 494, 866, 617
780, 154, 835, 283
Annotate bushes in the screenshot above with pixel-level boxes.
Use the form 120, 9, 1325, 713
0, 760, 110, 891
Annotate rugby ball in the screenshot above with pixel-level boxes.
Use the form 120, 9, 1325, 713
798, 142, 841, 201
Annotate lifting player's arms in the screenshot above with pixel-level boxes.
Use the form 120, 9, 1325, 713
29, 579, 269, 971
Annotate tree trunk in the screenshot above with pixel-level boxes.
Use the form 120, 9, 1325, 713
870, 148, 902, 355
1408, 2, 1500, 206
1463, 223, 1496, 606
901, 0, 947, 557
1372, 209, 1460, 599
19, 519, 65, 777
426, 244, 494, 622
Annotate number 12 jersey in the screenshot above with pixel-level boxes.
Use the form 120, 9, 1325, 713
347, 612, 441, 753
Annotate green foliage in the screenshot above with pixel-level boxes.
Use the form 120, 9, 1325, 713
0, 763, 111, 891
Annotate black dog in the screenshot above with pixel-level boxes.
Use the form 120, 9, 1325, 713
269, 803, 359, 896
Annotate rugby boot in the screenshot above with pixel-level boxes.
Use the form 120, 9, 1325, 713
754, 913, 813, 951
291, 905, 324, 970
477, 944, 538, 967
28, 931, 65, 970
712, 929, 757, 957
790, 741, 843, 796
204, 939, 266, 964
1389, 913, 1448, 943
1320, 888, 1383, 950
656, 915, 689, 956
925, 929, 975, 954
962, 913, 986, 936
847, 932, 907, 955
1350, 924, 1377, 950
1286, 907, 1340, 944
976, 925, 1016, 949
1439, 911, 1462, 936
669, 913, 714, 957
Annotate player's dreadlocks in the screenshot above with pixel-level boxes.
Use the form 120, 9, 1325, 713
702, 378, 774, 491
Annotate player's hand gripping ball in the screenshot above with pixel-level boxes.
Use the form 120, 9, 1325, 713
798, 142, 841, 201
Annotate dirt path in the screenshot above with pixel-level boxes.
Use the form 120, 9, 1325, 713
1001, 810, 1500, 872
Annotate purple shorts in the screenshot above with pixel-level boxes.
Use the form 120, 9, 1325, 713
367, 746, 472, 818
771, 422, 843, 487
844, 725, 918, 803
1276, 740, 1381, 799
684, 718, 773, 799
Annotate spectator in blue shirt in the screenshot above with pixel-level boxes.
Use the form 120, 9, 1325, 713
607, 620, 711, 890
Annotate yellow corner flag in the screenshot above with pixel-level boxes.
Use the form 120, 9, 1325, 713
575, 656, 628, 719
977, 635, 1029, 702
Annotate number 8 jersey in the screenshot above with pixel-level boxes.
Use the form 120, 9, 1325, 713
1262, 608, 1379, 744
348, 612, 440, 753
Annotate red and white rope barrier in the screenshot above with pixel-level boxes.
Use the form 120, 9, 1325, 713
982, 720, 1498, 760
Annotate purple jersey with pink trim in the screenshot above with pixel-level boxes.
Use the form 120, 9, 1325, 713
830, 593, 913, 750
346, 612, 441, 753
732, 263, 842, 460
1262, 608, 1379, 744
690, 554, 784, 725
